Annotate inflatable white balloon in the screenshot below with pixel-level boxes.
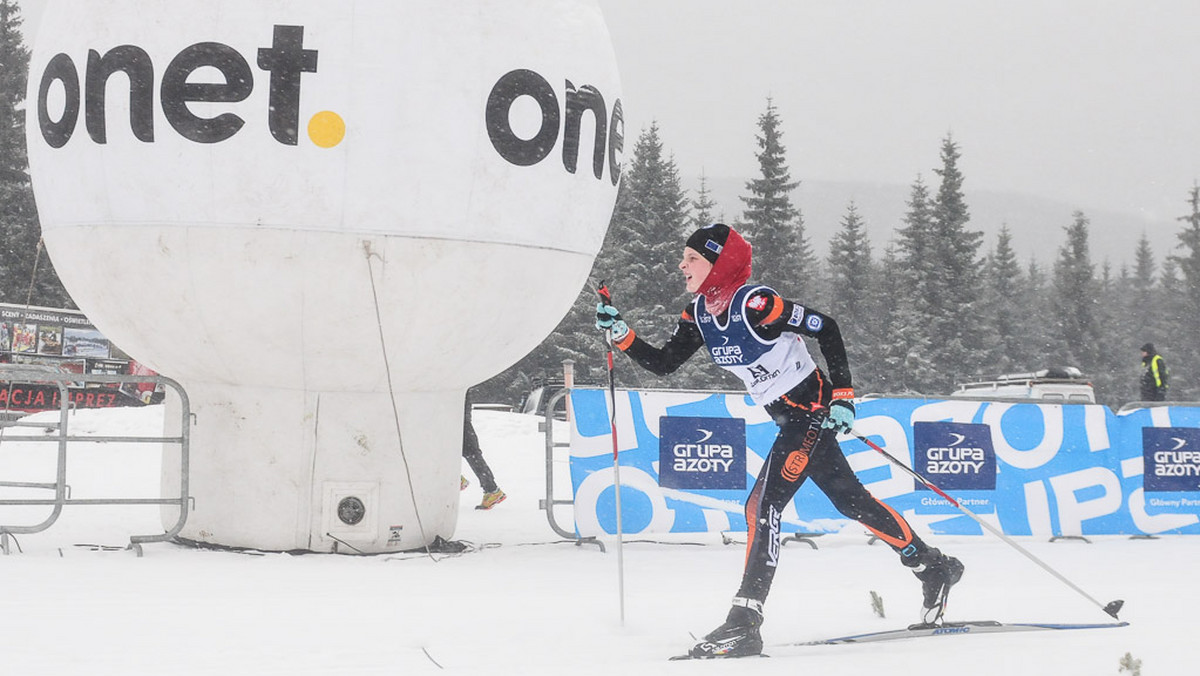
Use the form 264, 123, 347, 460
27, 0, 622, 552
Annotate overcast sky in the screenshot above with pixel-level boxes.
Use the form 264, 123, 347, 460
18, 0, 1200, 222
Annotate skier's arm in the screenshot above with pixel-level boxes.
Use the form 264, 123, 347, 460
596, 303, 704, 376
744, 291, 852, 392
620, 311, 705, 376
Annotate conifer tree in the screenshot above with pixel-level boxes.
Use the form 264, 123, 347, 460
929, 135, 985, 387
1050, 211, 1101, 373
979, 227, 1028, 374
1167, 185, 1200, 399
1090, 259, 1132, 406
0, 1, 72, 307
825, 202, 875, 377
690, 172, 718, 229
871, 243, 936, 394
738, 98, 813, 297
1130, 234, 1158, 335
892, 175, 939, 391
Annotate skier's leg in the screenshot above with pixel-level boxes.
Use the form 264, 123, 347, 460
808, 434, 963, 623
689, 414, 820, 658
735, 413, 822, 602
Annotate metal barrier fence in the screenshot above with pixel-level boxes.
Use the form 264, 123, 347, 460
0, 365, 191, 556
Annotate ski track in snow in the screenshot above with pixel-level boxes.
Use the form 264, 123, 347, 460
0, 406, 1194, 675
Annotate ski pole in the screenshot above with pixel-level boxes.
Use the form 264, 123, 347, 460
851, 430, 1124, 620
597, 281, 626, 625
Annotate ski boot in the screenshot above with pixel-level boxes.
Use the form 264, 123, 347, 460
686, 598, 764, 659
905, 548, 965, 626
476, 489, 506, 510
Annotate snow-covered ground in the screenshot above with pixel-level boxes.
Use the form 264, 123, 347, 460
0, 405, 1195, 675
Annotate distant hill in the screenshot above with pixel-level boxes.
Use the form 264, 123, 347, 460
695, 176, 1183, 270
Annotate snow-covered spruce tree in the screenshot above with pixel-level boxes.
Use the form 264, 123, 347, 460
891, 175, 942, 392
738, 98, 814, 299
1049, 211, 1102, 379
1091, 260, 1133, 407
825, 201, 878, 388
1104, 235, 1162, 402
1129, 234, 1160, 341
927, 135, 985, 391
0, 0, 72, 307
978, 227, 1030, 375
689, 172, 719, 229
870, 243, 936, 395
1167, 184, 1200, 399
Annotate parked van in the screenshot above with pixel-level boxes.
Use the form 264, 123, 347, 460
950, 367, 1096, 403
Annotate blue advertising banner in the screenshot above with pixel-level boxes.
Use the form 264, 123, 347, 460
1142, 427, 1200, 492
912, 421, 996, 491
658, 416, 746, 490
567, 388, 1200, 538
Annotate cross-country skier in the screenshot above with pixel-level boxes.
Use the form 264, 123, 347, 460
595, 223, 964, 659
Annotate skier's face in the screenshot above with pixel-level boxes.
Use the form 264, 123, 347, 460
680, 247, 713, 293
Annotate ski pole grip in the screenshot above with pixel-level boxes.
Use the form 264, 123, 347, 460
597, 281, 612, 305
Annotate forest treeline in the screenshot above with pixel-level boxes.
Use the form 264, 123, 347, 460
3, 5, 1197, 410
476, 100, 1200, 410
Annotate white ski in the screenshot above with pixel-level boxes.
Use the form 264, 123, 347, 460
792, 619, 1130, 645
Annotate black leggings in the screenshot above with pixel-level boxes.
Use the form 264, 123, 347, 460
462, 419, 498, 493
736, 394, 928, 604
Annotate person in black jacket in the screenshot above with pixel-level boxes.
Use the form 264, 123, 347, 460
1140, 343, 1169, 402
596, 224, 963, 659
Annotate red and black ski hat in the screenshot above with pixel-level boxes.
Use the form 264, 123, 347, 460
685, 223, 753, 315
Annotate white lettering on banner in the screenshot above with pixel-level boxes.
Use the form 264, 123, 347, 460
1155, 465, 1200, 477
927, 447, 986, 461
672, 457, 734, 472
1048, 467, 1122, 536
1152, 450, 1200, 477
984, 402, 1065, 469
1130, 487, 1200, 534
1146, 497, 1200, 508
920, 496, 992, 507
925, 460, 986, 474
571, 466, 675, 537
672, 443, 735, 472
925, 446, 987, 474
673, 443, 735, 458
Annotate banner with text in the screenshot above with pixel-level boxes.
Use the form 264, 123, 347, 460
567, 389, 1200, 538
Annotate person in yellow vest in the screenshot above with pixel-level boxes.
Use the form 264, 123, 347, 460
1140, 343, 1169, 402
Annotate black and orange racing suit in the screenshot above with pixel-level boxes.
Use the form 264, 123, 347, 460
615, 285, 935, 607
